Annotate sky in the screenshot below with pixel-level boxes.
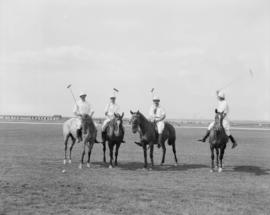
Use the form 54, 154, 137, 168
0, 0, 269, 121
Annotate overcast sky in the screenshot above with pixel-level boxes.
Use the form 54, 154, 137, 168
0, 0, 269, 120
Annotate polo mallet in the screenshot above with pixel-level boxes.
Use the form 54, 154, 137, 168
150, 88, 155, 98
66, 84, 77, 105
218, 69, 254, 91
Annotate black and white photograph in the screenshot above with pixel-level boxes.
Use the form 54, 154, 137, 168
0, 0, 269, 214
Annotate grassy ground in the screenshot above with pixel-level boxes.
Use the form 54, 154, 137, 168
0, 123, 270, 215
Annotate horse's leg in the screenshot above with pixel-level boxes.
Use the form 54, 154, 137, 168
87, 141, 94, 168
114, 142, 121, 166
143, 143, 148, 169
149, 143, 154, 167
69, 135, 76, 164
103, 142, 106, 163
215, 148, 219, 169
160, 143, 166, 166
79, 141, 86, 169
171, 140, 178, 166
219, 147, 225, 172
109, 141, 114, 168
210, 147, 214, 172
64, 135, 69, 165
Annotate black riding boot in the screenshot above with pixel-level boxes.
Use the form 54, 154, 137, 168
229, 135, 237, 149
101, 131, 106, 144
198, 130, 210, 142
157, 134, 162, 148
76, 129, 82, 143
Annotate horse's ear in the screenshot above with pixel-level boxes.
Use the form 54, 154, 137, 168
215, 109, 218, 113
130, 110, 134, 115
121, 112, 124, 118
114, 113, 117, 118
137, 110, 140, 113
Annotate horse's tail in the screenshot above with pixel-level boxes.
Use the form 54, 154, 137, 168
166, 122, 176, 145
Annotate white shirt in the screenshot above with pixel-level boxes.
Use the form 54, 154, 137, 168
105, 102, 120, 119
217, 100, 229, 118
73, 100, 93, 116
149, 104, 166, 121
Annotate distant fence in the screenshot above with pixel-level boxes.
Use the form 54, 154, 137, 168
0, 115, 62, 121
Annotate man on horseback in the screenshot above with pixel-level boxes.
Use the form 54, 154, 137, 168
73, 91, 94, 142
101, 93, 120, 143
149, 95, 166, 148
198, 91, 238, 149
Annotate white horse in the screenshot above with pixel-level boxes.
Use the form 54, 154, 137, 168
62, 117, 80, 165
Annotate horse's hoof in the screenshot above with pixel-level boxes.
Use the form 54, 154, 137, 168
63, 159, 66, 165
109, 165, 113, 169
210, 169, 214, 173
78, 164, 82, 169
218, 167, 223, 173
68, 159, 72, 164
86, 163, 90, 168
174, 163, 178, 167
160, 163, 164, 166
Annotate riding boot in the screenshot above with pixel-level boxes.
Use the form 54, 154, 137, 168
198, 130, 210, 142
157, 134, 162, 148
101, 131, 106, 144
76, 129, 82, 143
229, 135, 237, 149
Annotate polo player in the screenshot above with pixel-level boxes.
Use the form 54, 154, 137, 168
149, 95, 166, 148
73, 91, 94, 142
101, 93, 120, 143
198, 91, 237, 148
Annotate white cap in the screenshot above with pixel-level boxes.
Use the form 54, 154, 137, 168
152, 95, 160, 101
218, 91, 225, 99
79, 91, 87, 97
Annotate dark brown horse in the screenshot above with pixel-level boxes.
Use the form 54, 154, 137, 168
78, 114, 98, 169
130, 111, 178, 169
209, 109, 229, 172
103, 113, 125, 168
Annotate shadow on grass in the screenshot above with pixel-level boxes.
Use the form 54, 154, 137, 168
233, 166, 270, 176
90, 161, 208, 171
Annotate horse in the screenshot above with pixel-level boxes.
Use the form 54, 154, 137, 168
130, 110, 178, 169
62, 117, 79, 165
209, 109, 229, 173
103, 113, 125, 168
78, 114, 98, 169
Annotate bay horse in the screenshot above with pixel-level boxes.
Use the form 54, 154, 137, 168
103, 113, 125, 168
209, 109, 229, 172
78, 114, 98, 169
130, 110, 178, 169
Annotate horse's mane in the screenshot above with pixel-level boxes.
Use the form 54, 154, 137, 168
137, 111, 148, 122
82, 114, 95, 128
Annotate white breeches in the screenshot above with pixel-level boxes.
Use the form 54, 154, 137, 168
208, 119, 231, 136
102, 118, 111, 132
156, 121, 165, 134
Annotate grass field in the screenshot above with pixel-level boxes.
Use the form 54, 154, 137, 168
0, 122, 270, 215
